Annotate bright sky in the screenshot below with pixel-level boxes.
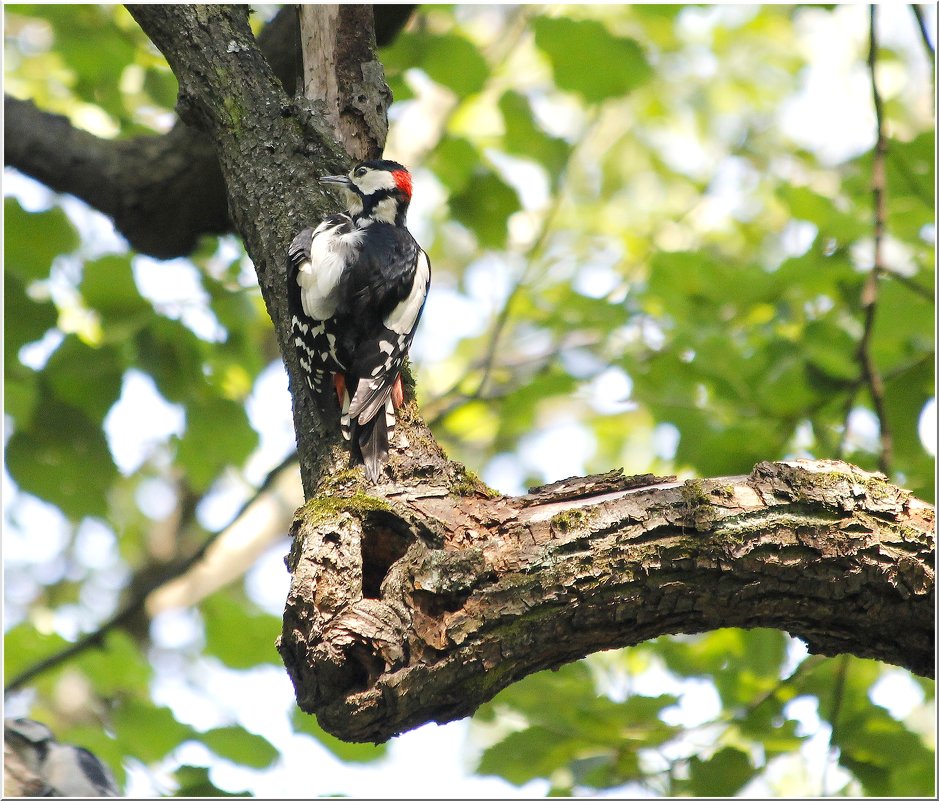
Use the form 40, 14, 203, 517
3, 3, 935, 797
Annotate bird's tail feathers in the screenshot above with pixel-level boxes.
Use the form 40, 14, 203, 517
354, 396, 395, 483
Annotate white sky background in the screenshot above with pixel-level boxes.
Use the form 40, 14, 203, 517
3, 3, 936, 798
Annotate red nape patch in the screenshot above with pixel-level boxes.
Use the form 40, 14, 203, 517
392, 169, 412, 200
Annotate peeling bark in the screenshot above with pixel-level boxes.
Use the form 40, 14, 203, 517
298, 5, 391, 161
277, 459, 935, 743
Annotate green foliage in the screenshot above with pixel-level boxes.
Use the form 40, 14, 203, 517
198, 726, 278, 769
4, 3, 934, 798
533, 17, 652, 102
290, 708, 389, 764
201, 592, 282, 670
5, 198, 79, 280
477, 661, 681, 790
6, 393, 118, 518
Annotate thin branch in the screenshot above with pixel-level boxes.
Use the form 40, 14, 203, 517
423, 330, 604, 428
4, 452, 299, 694
883, 268, 934, 301
854, 5, 892, 474
910, 5, 936, 58
821, 654, 850, 796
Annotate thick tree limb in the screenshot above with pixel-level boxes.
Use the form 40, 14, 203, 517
4, 94, 227, 258
277, 459, 935, 743
4, 5, 413, 258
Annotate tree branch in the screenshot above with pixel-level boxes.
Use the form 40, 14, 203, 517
857, 5, 893, 474
4, 5, 414, 259
124, 3, 356, 493
4, 94, 227, 259
277, 459, 934, 743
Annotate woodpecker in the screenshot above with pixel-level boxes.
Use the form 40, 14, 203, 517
288, 159, 430, 483
4, 718, 120, 797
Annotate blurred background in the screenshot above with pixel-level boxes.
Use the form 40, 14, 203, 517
4, 4, 935, 797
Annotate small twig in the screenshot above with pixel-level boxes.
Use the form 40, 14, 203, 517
821, 654, 850, 796
4, 452, 299, 694
474, 107, 602, 399
910, 5, 935, 58
854, 5, 893, 474
882, 268, 934, 301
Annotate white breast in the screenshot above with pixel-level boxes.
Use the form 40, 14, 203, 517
298, 223, 364, 320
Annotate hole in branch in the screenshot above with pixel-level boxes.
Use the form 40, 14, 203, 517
360, 512, 413, 599
346, 642, 385, 691
412, 588, 471, 617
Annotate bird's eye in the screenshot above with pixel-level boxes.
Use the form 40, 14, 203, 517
354, 166, 367, 177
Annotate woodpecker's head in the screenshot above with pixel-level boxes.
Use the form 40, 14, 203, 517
319, 160, 413, 225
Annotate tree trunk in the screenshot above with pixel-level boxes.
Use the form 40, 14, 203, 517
277, 459, 934, 743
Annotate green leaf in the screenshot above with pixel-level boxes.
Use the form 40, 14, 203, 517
658, 629, 787, 705
111, 699, 197, 764
478, 726, 584, 785
777, 185, 867, 241
385, 31, 489, 96
3, 624, 69, 682
44, 336, 126, 423
199, 726, 278, 769
5, 395, 118, 519
5, 270, 58, 366
428, 136, 481, 194
835, 706, 936, 796
172, 766, 242, 797
290, 708, 388, 763
75, 630, 152, 696
802, 320, 859, 381
533, 17, 651, 102
4, 198, 79, 281
175, 395, 259, 491
135, 317, 206, 403
687, 746, 755, 796
736, 708, 805, 758
80, 254, 152, 330
4, 372, 39, 426
449, 170, 520, 248
499, 91, 571, 182
201, 592, 281, 669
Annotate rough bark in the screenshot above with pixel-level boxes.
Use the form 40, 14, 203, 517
125, 3, 356, 492
277, 459, 935, 743
4, 5, 412, 258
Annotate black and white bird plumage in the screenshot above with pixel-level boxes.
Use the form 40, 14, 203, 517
5, 718, 120, 797
288, 159, 430, 482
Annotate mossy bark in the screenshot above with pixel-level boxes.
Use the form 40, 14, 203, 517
278, 459, 934, 743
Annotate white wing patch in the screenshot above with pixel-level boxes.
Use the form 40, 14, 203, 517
384, 249, 430, 335
298, 225, 365, 320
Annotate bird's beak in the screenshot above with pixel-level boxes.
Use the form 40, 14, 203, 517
319, 174, 352, 187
